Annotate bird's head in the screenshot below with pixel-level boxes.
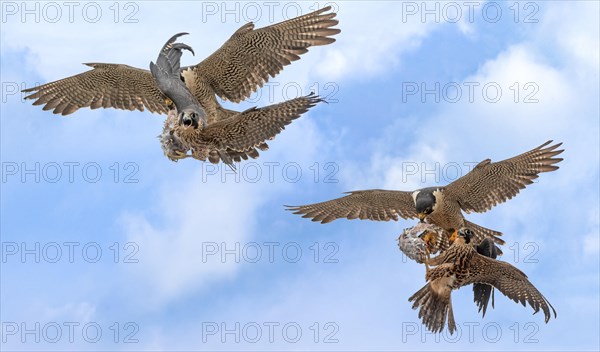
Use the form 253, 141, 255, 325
457, 228, 474, 244
414, 189, 438, 222
179, 109, 201, 129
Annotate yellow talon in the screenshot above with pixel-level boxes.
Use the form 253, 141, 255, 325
422, 231, 435, 246
165, 98, 174, 107
424, 248, 431, 278
448, 229, 459, 243
421, 231, 435, 278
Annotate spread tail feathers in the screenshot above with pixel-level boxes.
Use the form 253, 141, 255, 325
409, 283, 457, 334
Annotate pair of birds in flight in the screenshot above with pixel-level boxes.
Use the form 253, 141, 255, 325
23, 7, 339, 166
288, 140, 562, 333
23, 7, 563, 334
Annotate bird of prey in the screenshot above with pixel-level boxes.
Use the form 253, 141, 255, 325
286, 140, 564, 251
159, 91, 323, 165
147, 32, 324, 166
398, 223, 500, 318
21, 7, 340, 163
408, 228, 557, 334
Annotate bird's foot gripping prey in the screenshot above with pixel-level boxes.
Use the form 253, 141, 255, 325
159, 109, 191, 161
159, 93, 324, 166
150, 32, 207, 130
398, 223, 446, 275
448, 229, 459, 243
397, 223, 489, 276
408, 228, 556, 335
398, 223, 445, 264
150, 33, 325, 166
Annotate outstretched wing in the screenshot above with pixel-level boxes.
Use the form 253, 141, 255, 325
472, 237, 501, 317
22, 64, 169, 116
286, 190, 418, 224
465, 255, 557, 323
445, 141, 564, 213
204, 143, 269, 165
186, 6, 340, 103
200, 93, 321, 162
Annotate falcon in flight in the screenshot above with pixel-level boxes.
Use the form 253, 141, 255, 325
399, 223, 500, 318
408, 228, 557, 334
286, 141, 564, 251
149, 33, 322, 166
21, 7, 340, 164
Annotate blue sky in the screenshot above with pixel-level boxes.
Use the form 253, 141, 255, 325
1, 1, 599, 350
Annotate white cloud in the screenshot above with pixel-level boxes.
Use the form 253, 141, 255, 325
582, 206, 600, 257
4, 1, 599, 349
314, 2, 441, 81
538, 1, 600, 72
4, 0, 336, 305
349, 5, 598, 195
121, 176, 264, 303
116, 108, 326, 305
39, 302, 96, 323
270, 3, 599, 347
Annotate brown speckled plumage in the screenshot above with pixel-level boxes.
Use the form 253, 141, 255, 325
444, 140, 564, 213
287, 141, 564, 250
183, 7, 339, 123
23, 63, 169, 116
408, 229, 556, 334
161, 93, 322, 165
288, 189, 419, 224
22, 6, 340, 123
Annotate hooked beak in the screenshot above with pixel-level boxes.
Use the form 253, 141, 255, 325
179, 113, 199, 130
418, 213, 426, 223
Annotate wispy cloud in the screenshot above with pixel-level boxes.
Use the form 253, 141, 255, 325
2, 1, 598, 350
